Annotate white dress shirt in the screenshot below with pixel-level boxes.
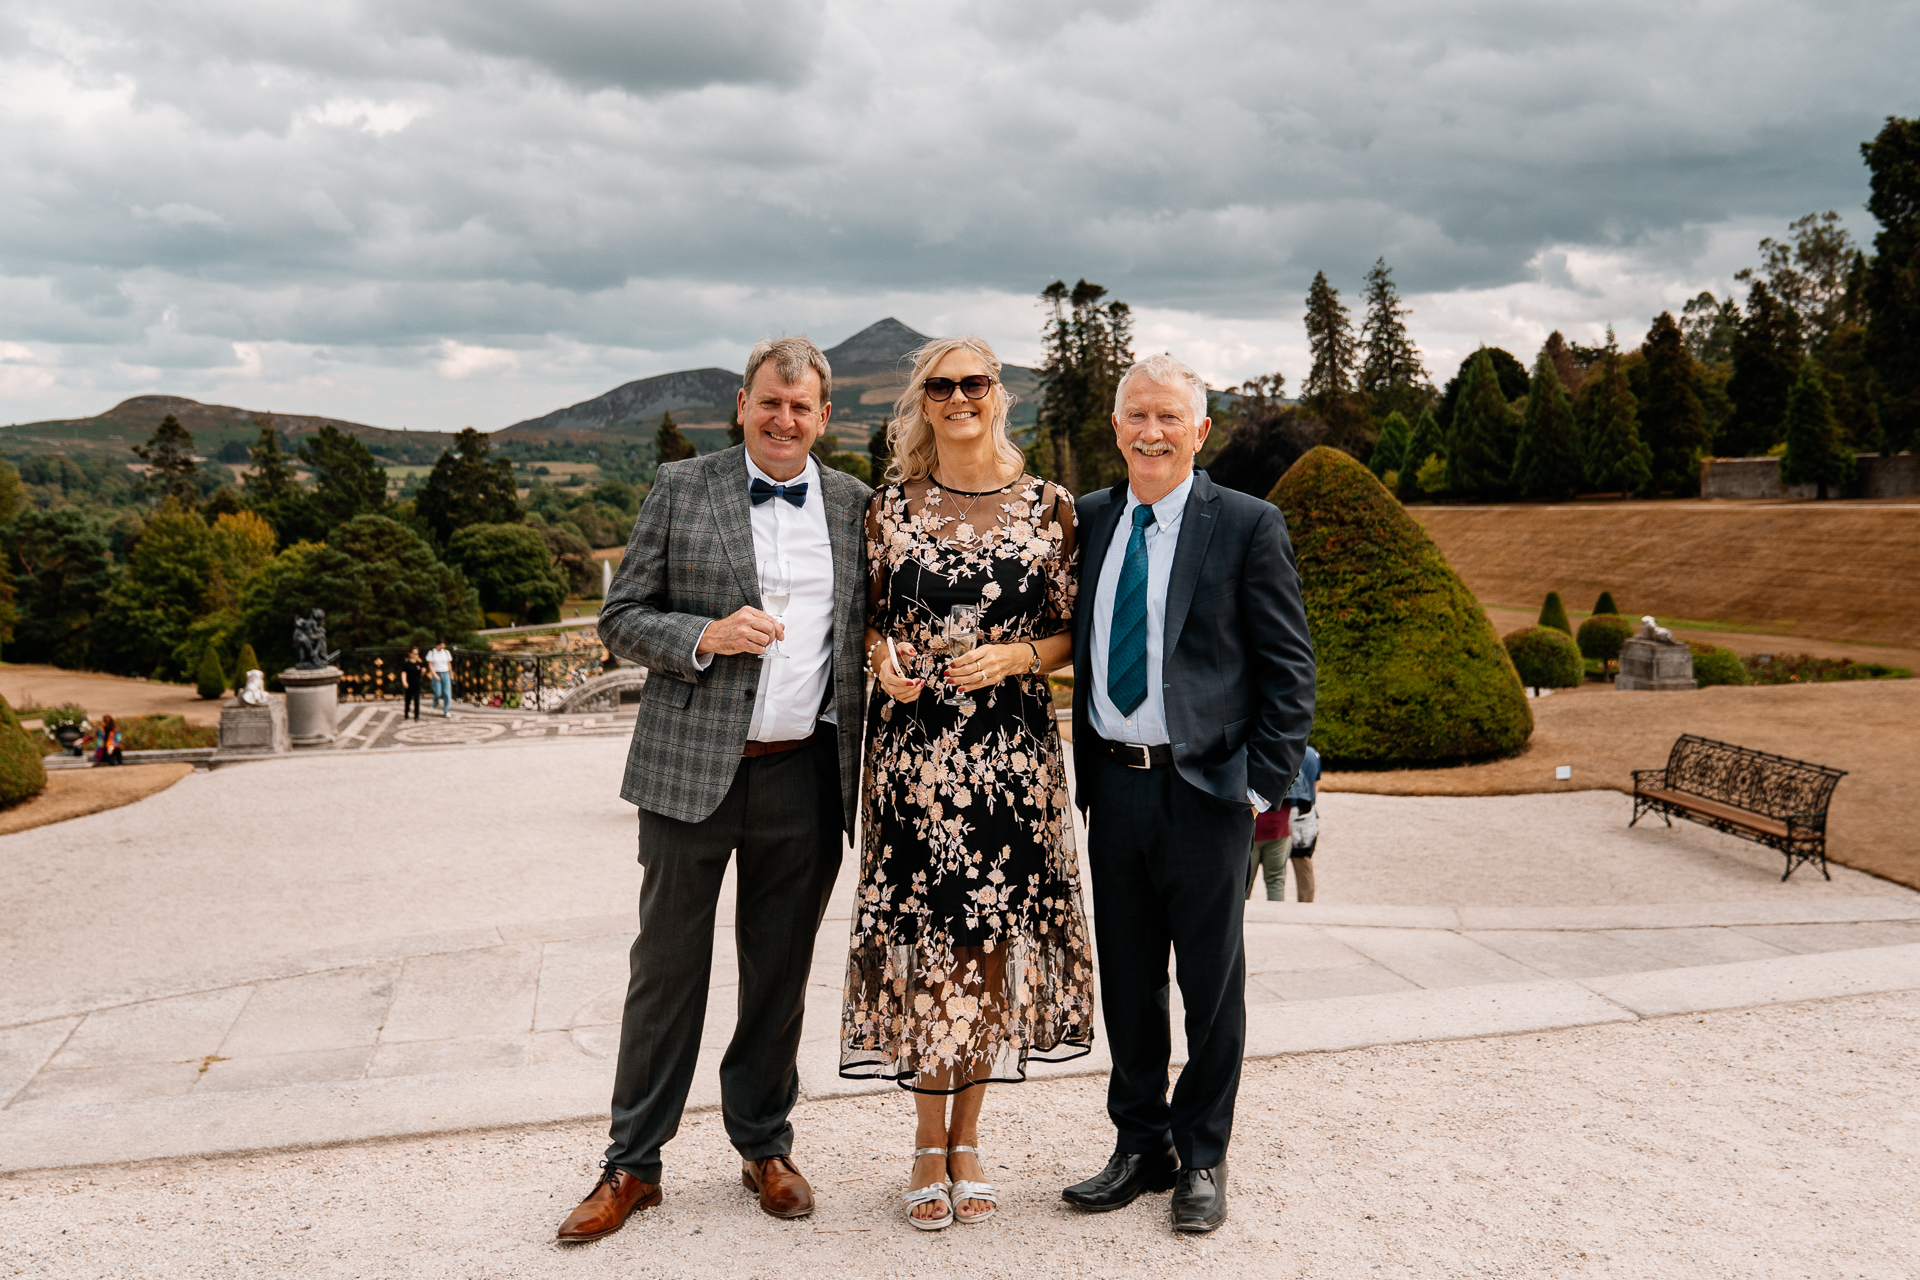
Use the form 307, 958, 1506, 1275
1088, 469, 1269, 811
692, 453, 837, 742
1088, 471, 1193, 747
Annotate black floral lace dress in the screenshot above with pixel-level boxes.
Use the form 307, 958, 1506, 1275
839, 474, 1095, 1093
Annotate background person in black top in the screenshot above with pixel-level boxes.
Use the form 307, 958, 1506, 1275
399, 645, 426, 720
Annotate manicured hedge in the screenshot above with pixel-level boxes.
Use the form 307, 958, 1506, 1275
1688, 642, 1750, 687
196, 646, 227, 700
1537, 591, 1572, 636
0, 695, 48, 809
1504, 626, 1584, 693
1577, 613, 1633, 674
1269, 447, 1533, 768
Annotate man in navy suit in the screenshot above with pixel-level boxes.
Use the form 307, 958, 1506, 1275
1062, 354, 1316, 1234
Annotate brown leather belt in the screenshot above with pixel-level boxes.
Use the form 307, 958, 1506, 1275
742, 728, 820, 758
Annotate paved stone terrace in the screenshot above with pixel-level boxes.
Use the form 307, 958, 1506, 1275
3, 735, 1918, 1174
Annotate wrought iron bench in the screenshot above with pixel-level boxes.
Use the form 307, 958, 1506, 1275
1631, 734, 1846, 881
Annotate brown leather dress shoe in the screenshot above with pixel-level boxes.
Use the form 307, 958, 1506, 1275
741, 1155, 815, 1219
556, 1164, 662, 1243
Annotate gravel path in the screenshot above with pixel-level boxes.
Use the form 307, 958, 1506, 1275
6, 991, 1914, 1279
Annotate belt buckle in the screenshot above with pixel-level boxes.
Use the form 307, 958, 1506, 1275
1121, 742, 1151, 770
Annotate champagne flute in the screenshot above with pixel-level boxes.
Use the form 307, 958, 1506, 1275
944, 603, 980, 709
760, 558, 792, 659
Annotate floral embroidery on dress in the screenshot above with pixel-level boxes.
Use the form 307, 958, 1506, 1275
840, 475, 1094, 1092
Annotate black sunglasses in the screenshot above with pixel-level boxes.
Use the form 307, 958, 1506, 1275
924, 375, 995, 402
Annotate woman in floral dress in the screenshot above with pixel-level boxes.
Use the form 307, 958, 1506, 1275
840, 336, 1094, 1229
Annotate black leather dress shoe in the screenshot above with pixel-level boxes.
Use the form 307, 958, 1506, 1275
1170, 1161, 1228, 1233
1061, 1150, 1180, 1211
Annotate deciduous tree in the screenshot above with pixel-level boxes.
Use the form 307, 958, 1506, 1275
446, 522, 569, 624
1861, 115, 1920, 452
5, 508, 116, 669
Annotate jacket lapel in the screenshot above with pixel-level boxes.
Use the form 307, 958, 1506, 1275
1076, 483, 1129, 654
820, 469, 862, 625
1162, 469, 1221, 658
705, 447, 760, 603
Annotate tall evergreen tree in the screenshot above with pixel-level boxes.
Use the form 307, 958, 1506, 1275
1638, 312, 1710, 493
1036, 279, 1134, 493
654, 411, 696, 464
416, 427, 521, 544
132, 414, 201, 505
1583, 348, 1651, 497
1511, 352, 1583, 500
241, 422, 298, 545
1358, 258, 1428, 421
1303, 270, 1367, 450
1720, 281, 1801, 456
1370, 411, 1411, 479
1779, 358, 1855, 500
290, 424, 388, 541
6, 508, 116, 669
1436, 347, 1528, 436
1444, 350, 1517, 499
1861, 115, 1920, 453
1395, 407, 1443, 503
1539, 330, 1585, 397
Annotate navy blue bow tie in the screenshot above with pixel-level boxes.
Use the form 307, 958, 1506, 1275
750, 477, 808, 507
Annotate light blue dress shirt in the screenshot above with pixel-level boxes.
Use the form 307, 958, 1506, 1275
1088, 472, 1193, 747
1087, 469, 1269, 812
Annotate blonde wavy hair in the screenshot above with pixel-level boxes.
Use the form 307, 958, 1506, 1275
885, 336, 1023, 485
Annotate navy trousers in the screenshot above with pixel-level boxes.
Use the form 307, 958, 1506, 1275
1084, 746, 1253, 1170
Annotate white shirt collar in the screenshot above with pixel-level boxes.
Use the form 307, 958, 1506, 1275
1122, 470, 1195, 533
743, 449, 820, 498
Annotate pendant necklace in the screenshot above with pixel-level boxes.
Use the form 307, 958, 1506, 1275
933, 473, 1015, 543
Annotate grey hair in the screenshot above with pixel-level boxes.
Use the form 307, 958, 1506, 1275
886, 336, 1022, 485
1114, 353, 1208, 424
743, 335, 833, 404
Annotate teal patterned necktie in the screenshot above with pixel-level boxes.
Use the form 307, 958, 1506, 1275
1106, 503, 1157, 715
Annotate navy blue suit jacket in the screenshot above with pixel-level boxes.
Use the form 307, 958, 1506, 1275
1071, 468, 1316, 810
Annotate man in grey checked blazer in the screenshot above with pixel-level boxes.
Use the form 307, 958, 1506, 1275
557, 336, 871, 1243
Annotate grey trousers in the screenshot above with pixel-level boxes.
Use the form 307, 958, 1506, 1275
604, 734, 843, 1182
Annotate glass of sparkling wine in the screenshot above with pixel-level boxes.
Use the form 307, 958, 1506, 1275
760, 558, 792, 659
944, 603, 980, 708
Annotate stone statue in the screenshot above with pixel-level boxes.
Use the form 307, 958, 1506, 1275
292, 608, 341, 669
1638, 615, 1679, 645
240, 669, 269, 706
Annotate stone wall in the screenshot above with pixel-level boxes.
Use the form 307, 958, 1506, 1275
1700, 453, 1919, 500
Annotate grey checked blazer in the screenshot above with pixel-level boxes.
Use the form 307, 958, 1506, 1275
600, 446, 871, 832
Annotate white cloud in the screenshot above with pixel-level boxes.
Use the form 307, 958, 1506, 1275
133, 202, 229, 229
434, 339, 519, 380
302, 98, 431, 137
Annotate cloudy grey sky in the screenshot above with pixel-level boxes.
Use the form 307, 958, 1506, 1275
2, 0, 1914, 431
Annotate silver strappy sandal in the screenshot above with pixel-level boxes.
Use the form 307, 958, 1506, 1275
903, 1146, 953, 1231
948, 1144, 998, 1224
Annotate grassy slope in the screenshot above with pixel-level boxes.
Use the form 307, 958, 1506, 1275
1414, 501, 1920, 648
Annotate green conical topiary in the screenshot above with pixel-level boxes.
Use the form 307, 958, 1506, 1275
1537, 591, 1572, 636
0, 693, 48, 809
1592, 590, 1619, 616
232, 642, 260, 690
1269, 447, 1533, 767
196, 645, 228, 700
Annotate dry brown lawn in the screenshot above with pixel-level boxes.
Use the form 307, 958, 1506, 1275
1479, 606, 1920, 673
1415, 500, 1920, 649
0, 664, 220, 726
0, 762, 193, 836
1324, 678, 1920, 889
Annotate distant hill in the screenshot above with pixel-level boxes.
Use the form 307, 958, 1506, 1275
0, 395, 446, 462
500, 318, 1042, 443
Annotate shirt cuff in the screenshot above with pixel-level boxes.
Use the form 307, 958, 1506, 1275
691, 624, 715, 671
1248, 788, 1270, 813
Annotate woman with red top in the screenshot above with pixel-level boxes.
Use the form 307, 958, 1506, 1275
92, 715, 124, 766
